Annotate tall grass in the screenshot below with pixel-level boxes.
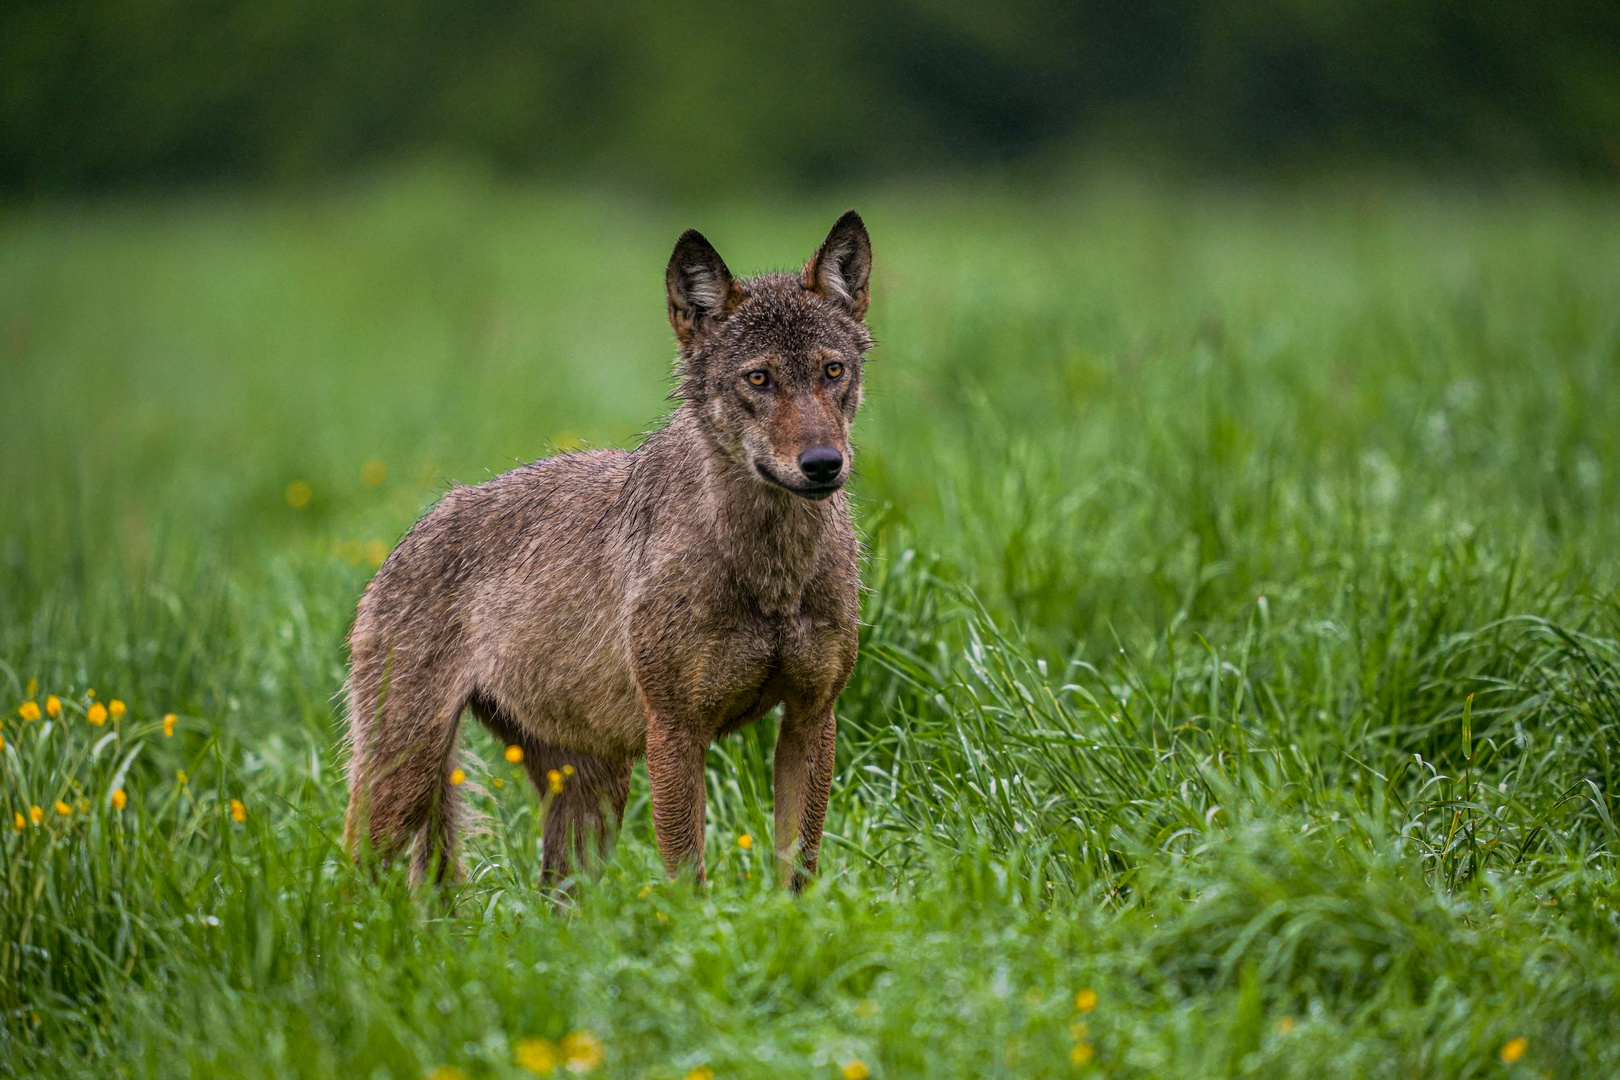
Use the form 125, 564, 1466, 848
2, 171, 1618, 1077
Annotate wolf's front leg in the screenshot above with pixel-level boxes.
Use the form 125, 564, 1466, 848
773, 704, 837, 891
645, 716, 709, 881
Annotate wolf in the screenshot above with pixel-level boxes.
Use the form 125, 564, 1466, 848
342, 211, 873, 890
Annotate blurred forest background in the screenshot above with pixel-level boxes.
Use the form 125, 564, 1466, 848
4, 0, 1619, 195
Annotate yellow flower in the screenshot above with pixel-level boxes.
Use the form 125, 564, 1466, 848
1500, 1037, 1528, 1064
176, 770, 188, 784
285, 480, 313, 509
505, 744, 524, 764
361, 459, 387, 486
112, 789, 127, 810
45, 695, 61, 718
841, 1061, 871, 1080
17, 701, 41, 722
450, 768, 466, 786
561, 764, 574, 777
514, 1037, 560, 1073
12, 812, 24, 831
88, 702, 108, 726
638, 884, 652, 899
55, 800, 71, 817
29, 805, 43, 825
547, 769, 564, 794
492, 777, 505, 789
230, 799, 247, 823
163, 713, 177, 737
1074, 988, 1098, 1013
1069, 1042, 1094, 1066
0, 734, 5, 751
684, 1068, 714, 1080
109, 699, 126, 718
561, 1031, 604, 1072
737, 833, 753, 850
86, 688, 95, 699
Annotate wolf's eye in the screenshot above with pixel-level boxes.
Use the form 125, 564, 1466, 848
825, 362, 844, 379
746, 370, 769, 387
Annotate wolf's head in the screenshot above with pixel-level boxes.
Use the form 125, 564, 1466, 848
665, 212, 872, 501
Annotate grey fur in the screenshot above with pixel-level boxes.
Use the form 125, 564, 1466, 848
343, 211, 873, 890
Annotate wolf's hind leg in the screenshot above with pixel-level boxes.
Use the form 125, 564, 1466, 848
344, 678, 467, 882
467, 695, 634, 884
528, 746, 635, 884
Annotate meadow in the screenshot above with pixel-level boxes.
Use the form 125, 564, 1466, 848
2, 170, 1618, 1078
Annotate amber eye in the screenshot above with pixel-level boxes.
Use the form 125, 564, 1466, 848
746, 370, 769, 387
825, 362, 844, 379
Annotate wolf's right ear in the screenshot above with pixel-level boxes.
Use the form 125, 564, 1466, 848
804, 210, 872, 321
666, 230, 745, 348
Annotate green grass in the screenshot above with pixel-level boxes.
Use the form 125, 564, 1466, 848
3, 168, 1619, 1078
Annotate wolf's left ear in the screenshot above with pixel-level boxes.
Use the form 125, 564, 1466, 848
667, 229, 746, 348
804, 210, 872, 321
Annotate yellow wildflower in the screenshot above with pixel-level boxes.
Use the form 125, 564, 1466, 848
450, 768, 466, 786
29, 805, 44, 825
547, 769, 564, 794
561, 1031, 604, 1072
492, 777, 505, 789
17, 701, 41, 722
0, 734, 5, 751
176, 770, 188, 784
505, 744, 524, 764
1500, 1037, 1528, 1065
562, 764, 574, 777
112, 789, 127, 810
361, 459, 387, 486
13, 812, 24, 831
88, 702, 108, 726
285, 480, 313, 509
230, 799, 247, 823
684, 1069, 714, 1080
737, 833, 753, 850
1069, 1042, 1094, 1066
514, 1037, 560, 1073
1074, 988, 1098, 1013
45, 695, 61, 718
86, 688, 95, 699
841, 1061, 871, 1080
55, 800, 71, 817
163, 713, 177, 737
638, 884, 652, 899
109, 699, 126, 718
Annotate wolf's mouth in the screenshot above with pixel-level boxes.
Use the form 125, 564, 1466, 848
752, 459, 842, 500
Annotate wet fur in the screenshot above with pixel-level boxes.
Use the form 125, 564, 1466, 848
342, 212, 873, 889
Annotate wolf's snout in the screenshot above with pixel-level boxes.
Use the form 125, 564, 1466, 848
798, 446, 844, 485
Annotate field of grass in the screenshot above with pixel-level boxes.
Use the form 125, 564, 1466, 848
3, 169, 1619, 1078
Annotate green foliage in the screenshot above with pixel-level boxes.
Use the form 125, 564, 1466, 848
3, 173, 1619, 1076
3, 1, 1620, 193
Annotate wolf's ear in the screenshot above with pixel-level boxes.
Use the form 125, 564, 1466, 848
803, 210, 872, 321
666, 230, 745, 347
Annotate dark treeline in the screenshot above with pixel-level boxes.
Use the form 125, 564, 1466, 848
4, 0, 1618, 193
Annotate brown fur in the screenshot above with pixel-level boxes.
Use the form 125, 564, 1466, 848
342, 212, 873, 890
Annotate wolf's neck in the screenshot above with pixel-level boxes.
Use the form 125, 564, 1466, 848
683, 417, 843, 615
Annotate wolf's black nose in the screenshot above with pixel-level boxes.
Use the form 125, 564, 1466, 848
798, 446, 844, 485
